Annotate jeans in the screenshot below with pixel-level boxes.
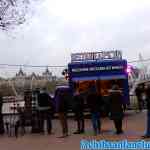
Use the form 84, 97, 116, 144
91, 112, 101, 134
146, 111, 150, 136
59, 112, 68, 136
75, 111, 84, 132
113, 119, 123, 133
138, 99, 144, 111
39, 110, 52, 134
0, 115, 4, 134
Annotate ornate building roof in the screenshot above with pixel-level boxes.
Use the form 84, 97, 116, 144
16, 68, 26, 77
14, 67, 54, 81
42, 67, 52, 76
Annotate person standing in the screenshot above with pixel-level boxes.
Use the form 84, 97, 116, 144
0, 92, 4, 134
135, 84, 144, 112
37, 88, 54, 134
87, 87, 101, 136
142, 83, 150, 138
109, 84, 124, 134
56, 91, 69, 138
16, 104, 25, 136
73, 91, 85, 134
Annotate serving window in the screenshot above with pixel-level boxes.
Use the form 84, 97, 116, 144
73, 79, 124, 96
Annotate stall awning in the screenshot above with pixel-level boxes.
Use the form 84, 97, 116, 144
72, 74, 127, 81
99, 75, 127, 80
72, 76, 98, 81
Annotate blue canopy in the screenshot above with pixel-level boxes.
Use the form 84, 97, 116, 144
72, 74, 127, 81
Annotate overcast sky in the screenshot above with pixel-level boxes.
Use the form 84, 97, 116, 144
0, 0, 150, 77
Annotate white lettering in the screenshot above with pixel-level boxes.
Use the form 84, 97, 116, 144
71, 50, 122, 62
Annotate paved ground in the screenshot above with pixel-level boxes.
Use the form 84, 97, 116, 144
0, 110, 149, 150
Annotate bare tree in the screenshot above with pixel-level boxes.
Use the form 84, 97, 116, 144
0, 0, 39, 30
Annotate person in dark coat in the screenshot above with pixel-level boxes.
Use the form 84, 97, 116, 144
142, 83, 150, 138
109, 84, 124, 134
135, 84, 144, 112
86, 87, 102, 135
54, 87, 72, 138
37, 88, 54, 134
56, 90, 69, 138
73, 91, 85, 134
0, 92, 4, 134
16, 104, 25, 136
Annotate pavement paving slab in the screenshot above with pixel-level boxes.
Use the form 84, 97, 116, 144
0, 110, 149, 150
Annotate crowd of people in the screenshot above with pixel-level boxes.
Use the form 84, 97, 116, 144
41, 82, 150, 138
17, 84, 125, 138
1, 82, 150, 139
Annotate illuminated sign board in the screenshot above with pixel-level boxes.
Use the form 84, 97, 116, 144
71, 65, 124, 73
71, 50, 122, 62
